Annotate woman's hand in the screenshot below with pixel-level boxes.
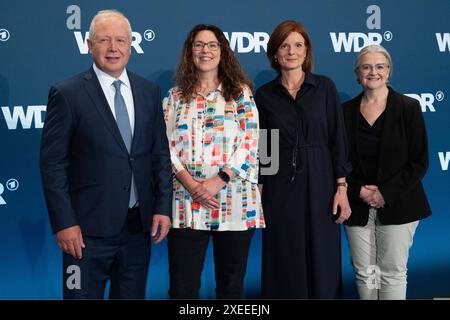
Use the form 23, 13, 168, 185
360, 185, 375, 203
188, 180, 221, 210
190, 176, 225, 206
176, 170, 220, 209
333, 186, 352, 224
360, 185, 385, 208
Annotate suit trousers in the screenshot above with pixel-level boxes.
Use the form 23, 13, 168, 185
168, 228, 255, 299
345, 208, 419, 300
62, 207, 151, 299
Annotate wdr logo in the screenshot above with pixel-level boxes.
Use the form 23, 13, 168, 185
223, 32, 269, 53
438, 152, 450, 171
0, 179, 20, 205
72, 31, 149, 55
436, 33, 450, 52
66, 5, 153, 55
330, 5, 393, 53
404, 91, 444, 112
1, 105, 46, 129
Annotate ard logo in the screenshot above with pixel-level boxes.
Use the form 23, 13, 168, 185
0, 179, 20, 205
404, 91, 444, 112
0, 28, 10, 41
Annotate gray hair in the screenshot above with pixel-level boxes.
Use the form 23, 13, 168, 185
354, 44, 393, 79
89, 9, 132, 41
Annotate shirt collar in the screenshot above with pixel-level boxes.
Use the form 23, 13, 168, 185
92, 63, 131, 89
275, 71, 317, 88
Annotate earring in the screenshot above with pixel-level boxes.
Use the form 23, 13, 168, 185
274, 56, 278, 62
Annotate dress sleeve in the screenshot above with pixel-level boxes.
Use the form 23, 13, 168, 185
225, 85, 260, 184
326, 79, 352, 179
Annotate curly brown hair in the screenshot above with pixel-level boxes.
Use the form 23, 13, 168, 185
175, 24, 252, 103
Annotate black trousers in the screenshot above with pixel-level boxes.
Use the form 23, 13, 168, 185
168, 228, 255, 299
62, 207, 151, 299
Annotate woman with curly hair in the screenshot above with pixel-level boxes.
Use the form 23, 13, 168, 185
163, 24, 265, 299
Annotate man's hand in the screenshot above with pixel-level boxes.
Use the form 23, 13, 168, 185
56, 225, 85, 259
151, 214, 171, 244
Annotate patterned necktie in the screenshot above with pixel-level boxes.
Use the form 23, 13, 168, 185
113, 80, 137, 208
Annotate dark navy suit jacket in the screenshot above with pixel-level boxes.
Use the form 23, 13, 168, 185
40, 67, 172, 237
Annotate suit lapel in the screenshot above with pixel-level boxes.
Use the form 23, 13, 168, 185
83, 68, 129, 154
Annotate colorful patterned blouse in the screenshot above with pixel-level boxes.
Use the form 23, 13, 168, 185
163, 84, 265, 231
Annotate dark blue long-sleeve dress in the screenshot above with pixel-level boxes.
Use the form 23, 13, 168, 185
255, 73, 351, 298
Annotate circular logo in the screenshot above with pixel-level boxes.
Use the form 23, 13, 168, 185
0, 29, 10, 41
144, 29, 155, 41
383, 31, 393, 41
435, 91, 445, 102
6, 179, 19, 191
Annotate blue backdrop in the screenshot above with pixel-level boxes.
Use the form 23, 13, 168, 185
0, 0, 449, 299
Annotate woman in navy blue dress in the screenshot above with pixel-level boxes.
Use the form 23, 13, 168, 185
255, 20, 352, 298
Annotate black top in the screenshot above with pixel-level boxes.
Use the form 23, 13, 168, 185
358, 111, 385, 184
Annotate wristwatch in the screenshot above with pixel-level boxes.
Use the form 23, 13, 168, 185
337, 182, 348, 188
218, 169, 231, 183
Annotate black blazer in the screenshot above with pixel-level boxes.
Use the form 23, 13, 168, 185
342, 87, 431, 226
40, 68, 173, 237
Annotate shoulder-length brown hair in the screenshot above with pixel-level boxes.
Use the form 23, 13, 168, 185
266, 20, 314, 73
175, 24, 252, 103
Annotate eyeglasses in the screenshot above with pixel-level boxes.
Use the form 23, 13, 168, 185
358, 63, 390, 74
192, 41, 221, 51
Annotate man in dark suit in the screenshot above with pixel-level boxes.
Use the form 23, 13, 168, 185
40, 9, 172, 299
